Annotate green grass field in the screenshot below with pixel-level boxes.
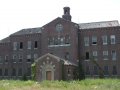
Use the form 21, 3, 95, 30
0, 78, 120, 90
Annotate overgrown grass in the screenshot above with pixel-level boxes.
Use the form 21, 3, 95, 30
0, 78, 120, 90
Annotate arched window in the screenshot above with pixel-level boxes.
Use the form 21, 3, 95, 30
54, 36, 58, 45
49, 37, 53, 45
60, 36, 64, 45
65, 35, 69, 44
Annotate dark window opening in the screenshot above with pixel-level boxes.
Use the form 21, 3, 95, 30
18, 68, 22, 76
4, 69, 8, 76
5, 56, 8, 62
65, 52, 69, 59
27, 59, 31, 62
34, 41, 38, 48
86, 52, 89, 60
112, 66, 117, 75
68, 68, 70, 74
20, 42, 23, 49
65, 36, 69, 44
0, 69, 2, 76
65, 10, 68, 14
12, 68, 16, 76
93, 66, 98, 75
27, 68, 31, 76
93, 42, 97, 44
104, 66, 109, 75
85, 67, 90, 75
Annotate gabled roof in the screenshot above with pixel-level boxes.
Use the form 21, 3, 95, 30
79, 20, 119, 29
35, 53, 77, 66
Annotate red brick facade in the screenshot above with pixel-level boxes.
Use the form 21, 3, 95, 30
0, 7, 120, 81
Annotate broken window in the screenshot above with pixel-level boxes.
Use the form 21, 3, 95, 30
86, 52, 89, 60
92, 36, 97, 45
20, 42, 23, 49
34, 41, 38, 48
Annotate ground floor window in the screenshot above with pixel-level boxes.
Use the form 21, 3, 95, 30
112, 66, 117, 75
18, 68, 22, 76
85, 67, 90, 75
93, 66, 98, 75
27, 68, 31, 76
0, 69, 2, 76
104, 66, 109, 75
4, 69, 8, 76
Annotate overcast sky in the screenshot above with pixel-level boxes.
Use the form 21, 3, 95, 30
0, 0, 120, 40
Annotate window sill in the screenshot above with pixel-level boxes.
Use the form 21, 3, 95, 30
27, 48, 31, 49
112, 75, 118, 76
19, 49, 23, 50
27, 62, 31, 63
13, 62, 17, 63
85, 60, 90, 61
19, 62, 22, 63
5, 62, 8, 64
34, 48, 38, 49
93, 75, 99, 76
92, 44, 97, 45
0, 63, 3, 64
85, 75, 91, 76
68, 74, 71, 76
103, 43, 107, 45
85, 45, 89, 46
112, 59, 116, 60
48, 44, 70, 47
103, 59, 108, 60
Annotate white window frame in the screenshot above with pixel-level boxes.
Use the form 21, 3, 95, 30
34, 54, 38, 60
103, 51, 108, 60
13, 55, 16, 62
93, 51, 97, 60
27, 41, 31, 49
110, 35, 115, 44
102, 35, 107, 45
84, 37, 89, 46
92, 36, 97, 45
111, 51, 116, 60
5, 55, 9, 62
13, 42, 17, 50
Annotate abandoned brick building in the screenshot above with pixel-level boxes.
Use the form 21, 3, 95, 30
0, 7, 120, 81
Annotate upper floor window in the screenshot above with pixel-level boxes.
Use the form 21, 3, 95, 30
92, 36, 97, 45
34, 54, 38, 60
27, 55, 31, 62
103, 51, 108, 60
13, 42, 17, 50
0, 56, 2, 63
13, 55, 16, 62
110, 35, 115, 44
60, 36, 64, 45
112, 51, 116, 60
65, 52, 69, 60
93, 51, 97, 60
54, 36, 58, 45
102, 35, 107, 45
49, 37, 53, 45
65, 36, 69, 44
19, 42, 23, 49
34, 41, 38, 48
5, 56, 9, 62
27, 41, 31, 49
19, 55, 23, 62
84, 37, 89, 46
85, 52, 89, 60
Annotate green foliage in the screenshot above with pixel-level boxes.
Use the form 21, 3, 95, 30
22, 73, 27, 81
31, 62, 36, 80
0, 78, 120, 90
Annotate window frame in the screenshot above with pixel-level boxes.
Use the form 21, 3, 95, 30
103, 51, 108, 60
110, 35, 115, 44
84, 37, 89, 46
102, 35, 107, 45
92, 36, 97, 45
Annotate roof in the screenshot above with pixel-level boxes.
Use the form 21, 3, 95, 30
0, 27, 41, 43
11, 27, 41, 35
79, 20, 119, 29
35, 53, 78, 66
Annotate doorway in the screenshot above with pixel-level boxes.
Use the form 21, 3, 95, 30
46, 71, 51, 80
